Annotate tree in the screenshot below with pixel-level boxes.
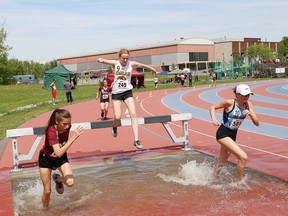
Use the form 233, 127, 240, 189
6, 58, 24, 75
243, 44, 276, 77
278, 36, 288, 61
0, 25, 13, 84
245, 44, 274, 62
0, 26, 11, 63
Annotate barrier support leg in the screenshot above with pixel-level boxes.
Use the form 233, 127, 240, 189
11, 137, 20, 172
181, 120, 194, 151
162, 120, 193, 151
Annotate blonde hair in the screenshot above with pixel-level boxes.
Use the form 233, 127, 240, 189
118, 48, 130, 57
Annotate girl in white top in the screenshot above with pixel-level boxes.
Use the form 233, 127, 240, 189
98, 48, 156, 149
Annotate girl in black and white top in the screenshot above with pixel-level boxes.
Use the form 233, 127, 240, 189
98, 48, 156, 149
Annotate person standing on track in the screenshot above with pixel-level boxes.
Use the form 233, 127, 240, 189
38, 108, 84, 210
97, 48, 157, 149
209, 84, 259, 181
96, 79, 112, 120
210, 71, 216, 87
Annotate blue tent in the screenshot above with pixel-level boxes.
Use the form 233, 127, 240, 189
157, 71, 170, 75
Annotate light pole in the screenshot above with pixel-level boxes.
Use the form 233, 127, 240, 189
222, 53, 224, 79
231, 53, 234, 79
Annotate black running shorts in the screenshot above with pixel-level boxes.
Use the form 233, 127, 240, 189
100, 98, 110, 103
112, 90, 133, 101
38, 153, 69, 170
216, 124, 237, 141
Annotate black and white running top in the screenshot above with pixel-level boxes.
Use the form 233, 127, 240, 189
112, 60, 133, 94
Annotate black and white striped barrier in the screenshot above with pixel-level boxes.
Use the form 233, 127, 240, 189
7, 113, 192, 171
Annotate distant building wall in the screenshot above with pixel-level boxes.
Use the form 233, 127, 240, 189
57, 37, 278, 73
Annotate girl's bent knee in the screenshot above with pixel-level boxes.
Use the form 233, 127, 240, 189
241, 153, 248, 161
239, 155, 247, 165
114, 116, 121, 121
65, 178, 74, 187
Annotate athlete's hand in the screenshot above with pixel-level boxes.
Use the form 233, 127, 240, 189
98, 58, 104, 63
242, 109, 250, 116
212, 119, 220, 126
74, 126, 84, 139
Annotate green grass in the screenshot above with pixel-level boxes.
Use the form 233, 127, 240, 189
0, 75, 274, 140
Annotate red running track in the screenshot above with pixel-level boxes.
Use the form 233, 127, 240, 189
0, 79, 287, 215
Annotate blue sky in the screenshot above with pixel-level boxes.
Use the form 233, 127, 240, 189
0, 0, 287, 63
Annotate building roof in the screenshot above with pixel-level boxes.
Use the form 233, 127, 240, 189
57, 37, 214, 60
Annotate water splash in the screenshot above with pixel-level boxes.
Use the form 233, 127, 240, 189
10, 152, 288, 215
158, 160, 214, 186
158, 159, 252, 191
13, 175, 102, 216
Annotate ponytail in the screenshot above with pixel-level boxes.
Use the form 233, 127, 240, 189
233, 86, 237, 94
45, 108, 71, 133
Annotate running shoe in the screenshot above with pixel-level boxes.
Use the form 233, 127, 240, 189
134, 140, 143, 149
112, 127, 118, 137
101, 112, 104, 118
52, 173, 64, 194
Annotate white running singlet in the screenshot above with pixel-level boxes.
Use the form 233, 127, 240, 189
112, 61, 133, 94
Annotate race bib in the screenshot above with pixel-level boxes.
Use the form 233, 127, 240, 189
117, 80, 128, 89
230, 118, 244, 129
102, 94, 109, 99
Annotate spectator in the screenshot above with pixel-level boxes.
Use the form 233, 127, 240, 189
64, 79, 73, 103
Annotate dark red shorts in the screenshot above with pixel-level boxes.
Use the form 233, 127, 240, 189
52, 89, 57, 98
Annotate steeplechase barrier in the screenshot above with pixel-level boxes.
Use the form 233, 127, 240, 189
6, 113, 192, 171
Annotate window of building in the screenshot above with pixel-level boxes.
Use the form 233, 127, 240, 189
189, 52, 208, 61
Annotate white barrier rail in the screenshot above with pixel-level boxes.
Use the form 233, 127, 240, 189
6, 113, 192, 171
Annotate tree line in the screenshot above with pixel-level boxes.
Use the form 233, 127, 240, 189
0, 25, 57, 85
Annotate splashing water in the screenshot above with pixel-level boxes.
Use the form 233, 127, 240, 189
158, 160, 214, 186
12, 174, 102, 216
158, 159, 252, 190
10, 151, 288, 216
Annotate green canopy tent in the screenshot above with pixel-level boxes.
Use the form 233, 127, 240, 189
44, 65, 76, 90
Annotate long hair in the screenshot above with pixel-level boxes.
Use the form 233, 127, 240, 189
99, 78, 108, 87
45, 108, 71, 133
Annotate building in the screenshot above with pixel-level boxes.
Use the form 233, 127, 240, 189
57, 37, 279, 77
214, 37, 279, 62
57, 37, 215, 75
